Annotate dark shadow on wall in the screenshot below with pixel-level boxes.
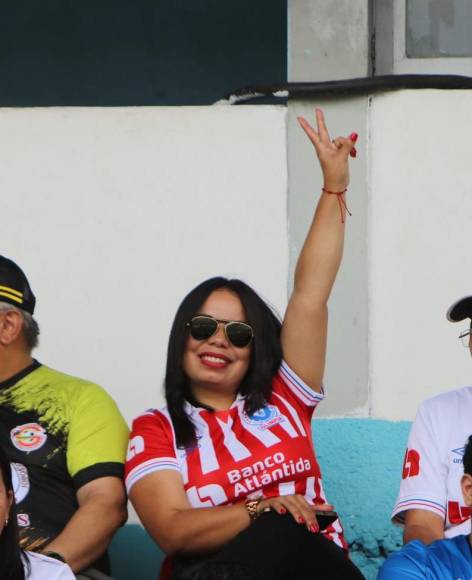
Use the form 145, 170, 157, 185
0, 0, 287, 106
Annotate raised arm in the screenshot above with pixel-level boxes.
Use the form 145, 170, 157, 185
281, 109, 357, 391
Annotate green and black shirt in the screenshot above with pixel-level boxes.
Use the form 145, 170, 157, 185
0, 361, 129, 571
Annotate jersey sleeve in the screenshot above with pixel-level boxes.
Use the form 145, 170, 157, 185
27, 552, 76, 579
66, 384, 129, 490
125, 410, 180, 494
377, 541, 427, 579
392, 400, 448, 525
272, 360, 325, 417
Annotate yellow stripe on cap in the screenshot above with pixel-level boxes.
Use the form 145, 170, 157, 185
0, 285, 24, 298
0, 290, 24, 304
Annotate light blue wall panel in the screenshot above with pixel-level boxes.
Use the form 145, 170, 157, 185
314, 418, 412, 579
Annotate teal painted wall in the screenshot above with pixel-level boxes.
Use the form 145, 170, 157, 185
110, 524, 163, 580
110, 418, 412, 580
314, 419, 411, 579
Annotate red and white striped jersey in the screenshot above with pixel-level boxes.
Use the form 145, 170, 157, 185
125, 360, 346, 550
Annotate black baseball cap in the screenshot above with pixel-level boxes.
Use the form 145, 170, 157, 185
446, 296, 472, 323
0, 256, 36, 314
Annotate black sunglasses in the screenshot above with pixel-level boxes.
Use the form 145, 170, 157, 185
186, 315, 254, 348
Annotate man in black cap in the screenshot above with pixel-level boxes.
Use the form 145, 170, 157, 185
0, 256, 129, 579
391, 296, 472, 547
380, 435, 472, 579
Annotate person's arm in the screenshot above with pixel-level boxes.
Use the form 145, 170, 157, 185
130, 470, 250, 555
43, 476, 127, 572
130, 470, 333, 555
281, 109, 356, 390
47, 382, 129, 571
404, 509, 444, 545
392, 400, 447, 544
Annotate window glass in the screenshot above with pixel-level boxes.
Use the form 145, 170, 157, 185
406, 0, 472, 58
0, 0, 286, 106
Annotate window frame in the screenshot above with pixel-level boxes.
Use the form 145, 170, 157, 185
374, 0, 472, 76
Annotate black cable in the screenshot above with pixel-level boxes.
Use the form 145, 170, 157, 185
222, 74, 472, 104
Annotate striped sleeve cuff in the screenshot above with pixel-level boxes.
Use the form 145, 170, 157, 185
392, 497, 447, 524
125, 457, 180, 493
278, 360, 325, 407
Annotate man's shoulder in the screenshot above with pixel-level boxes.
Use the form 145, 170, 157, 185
425, 535, 472, 576
380, 536, 472, 579
419, 386, 472, 414
37, 365, 109, 397
379, 540, 427, 578
37, 364, 99, 388
2, 364, 117, 419
429, 534, 472, 559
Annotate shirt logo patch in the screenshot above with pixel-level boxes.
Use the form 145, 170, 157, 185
17, 513, 30, 527
243, 405, 283, 430
126, 435, 145, 461
11, 423, 48, 452
11, 462, 30, 504
452, 446, 465, 457
452, 446, 465, 464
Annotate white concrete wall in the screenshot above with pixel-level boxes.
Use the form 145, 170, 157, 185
287, 0, 371, 417
3, 94, 471, 426
287, 100, 370, 418
1, 106, 289, 425
289, 0, 370, 81
287, 90, 472, 421
369, 90, 472, 420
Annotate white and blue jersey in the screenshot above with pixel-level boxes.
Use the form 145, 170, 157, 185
392, 387, 472, 537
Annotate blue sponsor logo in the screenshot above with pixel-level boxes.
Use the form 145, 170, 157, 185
452, 446, 465, 465
243, 405, 283, 430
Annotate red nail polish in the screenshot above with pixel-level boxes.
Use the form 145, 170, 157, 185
350, 147, 357, 158
298, 516, 305, 524
279, 507, 287, 514
349, 132, 358, 143
310, 524, 319, 533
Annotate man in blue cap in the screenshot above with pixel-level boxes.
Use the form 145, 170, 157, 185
0, 256, 129, 579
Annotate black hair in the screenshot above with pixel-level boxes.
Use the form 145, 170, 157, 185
165, 277, 282, 448
0, 446, 27, 580
464, 436, 472, 476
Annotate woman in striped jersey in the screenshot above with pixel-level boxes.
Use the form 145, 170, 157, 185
125, 109, 364, 579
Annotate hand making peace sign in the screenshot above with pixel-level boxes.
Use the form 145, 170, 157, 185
297, 108, 358, 193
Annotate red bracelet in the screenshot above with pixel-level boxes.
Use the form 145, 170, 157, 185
322, 187, 352, 224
